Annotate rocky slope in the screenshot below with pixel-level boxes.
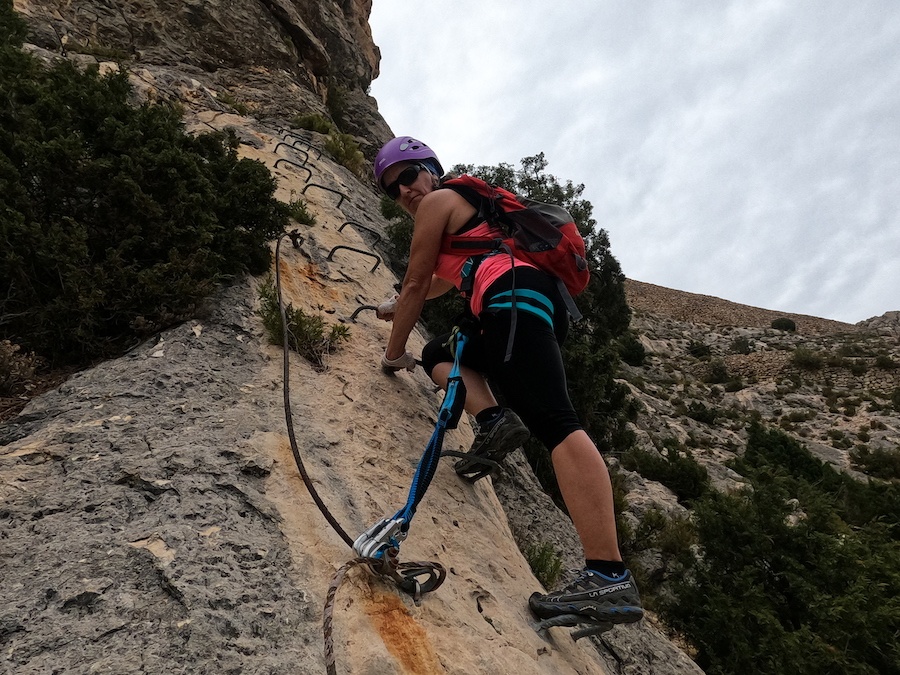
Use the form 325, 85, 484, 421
1, 111, 702, 673
624, 280, 858, 336
621, 281, 899, 503
4, 4, 898, 674
13, 0, 392, 149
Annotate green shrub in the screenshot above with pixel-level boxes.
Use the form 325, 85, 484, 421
218, 91, 250, 115
326, 83, 348, 128
290, 113, 335, 135
629, 507, 696, 561
324, 132, 366, 177
723, 378, 744, 392
785, 409, 815, 422
893, 387, 900, 413
704, 359, 730, 384
791, 347, 823, 371
851, 446, 900, 480
0, 17, 287, 365
770, 317, 796, 331
848, 360, 868, 376
621, 442, 709, 505
524, 542, 563, 589
838, 343, 868, 357
729, 336, 752, 354
661, 423, 900, 674
687, 401, 718, 425
286, 198, 316, 226
617, 331, 646, 366
0, 339, 40, 396
621, 507, 697, 604
875, 354, 898, 370
687, 340, 711, 358
257, 278, 349, 370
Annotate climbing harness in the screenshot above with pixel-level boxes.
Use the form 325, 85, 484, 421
273, 233, 448, 675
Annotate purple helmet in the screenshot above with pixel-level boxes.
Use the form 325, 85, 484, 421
373, 137, 443, 189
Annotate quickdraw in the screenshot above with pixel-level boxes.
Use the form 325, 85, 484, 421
352, 332, 468, 563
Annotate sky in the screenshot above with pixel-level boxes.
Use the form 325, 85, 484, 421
367, 1, 900, 324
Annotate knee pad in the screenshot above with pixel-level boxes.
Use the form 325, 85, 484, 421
420, 335, 453, 377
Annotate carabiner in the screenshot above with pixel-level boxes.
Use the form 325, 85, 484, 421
352, 516, 408, 559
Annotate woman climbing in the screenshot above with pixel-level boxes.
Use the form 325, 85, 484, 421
373, 136, 643, 628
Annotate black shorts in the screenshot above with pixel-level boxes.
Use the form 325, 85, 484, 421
421, 267, 583, 451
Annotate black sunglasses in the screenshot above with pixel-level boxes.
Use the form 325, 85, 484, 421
383, 163, 427, 200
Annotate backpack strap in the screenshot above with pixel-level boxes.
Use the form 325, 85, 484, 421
554, 277, 583, 322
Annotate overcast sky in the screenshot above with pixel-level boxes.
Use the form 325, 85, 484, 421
368, 1, 899, 324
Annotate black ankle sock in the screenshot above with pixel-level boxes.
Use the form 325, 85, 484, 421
586, 559, 627, 578
475, 406, 503, 425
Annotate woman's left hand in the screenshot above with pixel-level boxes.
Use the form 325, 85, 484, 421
381, 350, 417, 372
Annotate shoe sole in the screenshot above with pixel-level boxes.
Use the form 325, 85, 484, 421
451, 423, 530, 480
529, 595, 644, 625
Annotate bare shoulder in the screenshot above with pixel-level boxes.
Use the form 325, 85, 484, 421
419, 187, 464, 210
418, 187, 477, 232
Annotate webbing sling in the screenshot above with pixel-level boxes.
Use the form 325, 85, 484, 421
397, 331, 467, 522
353, 333, 468, 559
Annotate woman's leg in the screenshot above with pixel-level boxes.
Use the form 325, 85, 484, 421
421, 331, 498, 416
551, 430, 622, 561
430, 362, 498, 416
476, 270, 620, 559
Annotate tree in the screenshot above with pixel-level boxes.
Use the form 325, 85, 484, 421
1, 2, 288, 365
661, 424, 900, 674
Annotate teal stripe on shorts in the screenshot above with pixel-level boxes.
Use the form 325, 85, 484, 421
483, 301, 554, 329
487, 289, 554, 315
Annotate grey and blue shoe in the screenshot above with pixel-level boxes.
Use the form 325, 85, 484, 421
529, 568, 644, 627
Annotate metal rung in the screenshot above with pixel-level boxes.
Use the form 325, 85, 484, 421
303, 183, 347, 208
326, 246, 381, 272
534, 614, 613, 641
338, 221, 382, 244
347, 305, 378, 322
274, 158, 312, 182
278, 130, 322, 159
273, 142, 309, 166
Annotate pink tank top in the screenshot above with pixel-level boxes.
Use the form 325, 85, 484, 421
433, 222, 537, 316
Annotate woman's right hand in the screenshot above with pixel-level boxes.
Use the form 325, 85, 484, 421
381, 349, 417, 372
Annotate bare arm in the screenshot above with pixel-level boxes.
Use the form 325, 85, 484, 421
427, 275, 455, 299
384, 191, 456, 359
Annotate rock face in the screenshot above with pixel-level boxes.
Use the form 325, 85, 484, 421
6, 5, 897, 674
858, 310, 900, 336
3, 118, 663, 674
621, 286, 900, 492
13, 0, 391, 145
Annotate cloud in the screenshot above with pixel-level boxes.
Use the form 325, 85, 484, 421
370, 1, 900, 322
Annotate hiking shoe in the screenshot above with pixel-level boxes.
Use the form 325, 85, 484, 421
529, 569, 643, 625
445, 409, 530, 481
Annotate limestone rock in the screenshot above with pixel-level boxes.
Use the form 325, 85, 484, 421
2, 115, 692, 674
14, 0, 393, 145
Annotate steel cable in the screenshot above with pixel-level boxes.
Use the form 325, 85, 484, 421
273, 233, 447, 674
